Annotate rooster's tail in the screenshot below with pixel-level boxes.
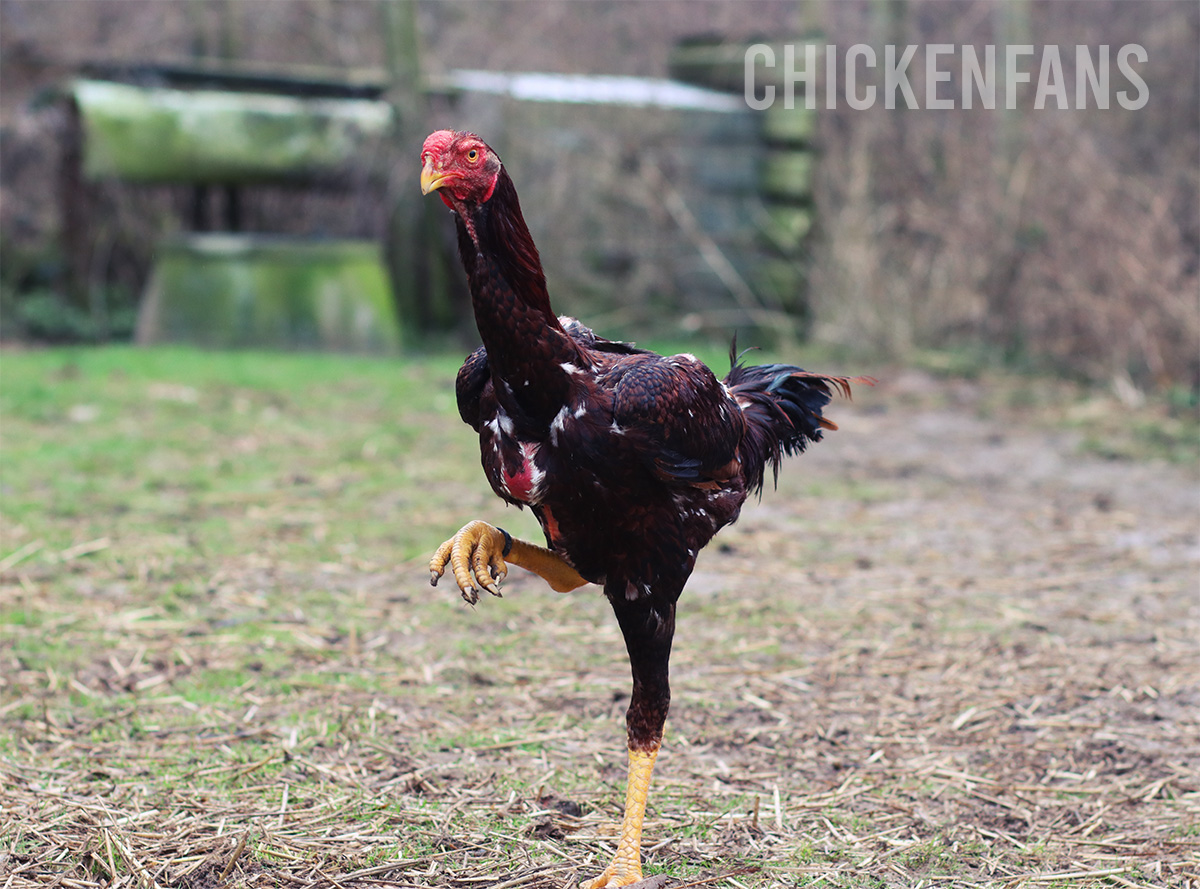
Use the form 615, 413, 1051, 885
724, 346, 868, 496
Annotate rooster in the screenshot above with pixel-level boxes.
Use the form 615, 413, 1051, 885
422, 130, 864, 888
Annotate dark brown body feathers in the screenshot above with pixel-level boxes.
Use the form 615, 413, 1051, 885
446, 158, 855, 752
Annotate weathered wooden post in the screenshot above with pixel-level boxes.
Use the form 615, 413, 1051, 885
984, 0, 1032, 359
57, 94, 94, 327
382, 0, 458, 335
758, 48, 820, 325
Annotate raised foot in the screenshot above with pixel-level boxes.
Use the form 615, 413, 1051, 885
429, 520, 508, 605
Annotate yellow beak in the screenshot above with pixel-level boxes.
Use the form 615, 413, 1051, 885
420, 158, 456, 195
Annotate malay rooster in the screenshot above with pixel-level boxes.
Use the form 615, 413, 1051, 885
422, 130, 862, 888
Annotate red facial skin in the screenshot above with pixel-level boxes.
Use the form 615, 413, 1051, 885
420, 129, 501, 210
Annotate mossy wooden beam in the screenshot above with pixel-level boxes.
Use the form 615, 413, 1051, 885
761, 150, 814, 201
762, 105, 817, 147
669, 38, 825, 94
72, 79, 393, 183
136, 235, 401, 353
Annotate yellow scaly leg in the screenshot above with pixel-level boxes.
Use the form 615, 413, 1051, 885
587, 742, 660, 889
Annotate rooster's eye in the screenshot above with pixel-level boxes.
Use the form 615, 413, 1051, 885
467, 149, 479, 162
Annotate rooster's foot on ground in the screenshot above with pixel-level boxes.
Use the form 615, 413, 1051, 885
584, 871, 669, 889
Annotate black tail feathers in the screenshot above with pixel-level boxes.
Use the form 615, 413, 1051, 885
724, 346, 866, 496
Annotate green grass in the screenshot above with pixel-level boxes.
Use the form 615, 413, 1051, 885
0, 346, 497, 765
1, 346, 473, 553
909, 346, 1200, 464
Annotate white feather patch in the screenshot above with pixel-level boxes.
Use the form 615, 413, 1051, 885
549, 406, 570, 446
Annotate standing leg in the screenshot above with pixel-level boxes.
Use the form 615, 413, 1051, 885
588, 596, 675, 889
589, 743, 659, 889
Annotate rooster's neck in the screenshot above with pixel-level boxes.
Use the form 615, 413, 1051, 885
455, 170, 578, 416
458, 169, 556, 324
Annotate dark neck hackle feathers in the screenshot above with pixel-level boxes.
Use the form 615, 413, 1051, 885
454, 166, 580, 422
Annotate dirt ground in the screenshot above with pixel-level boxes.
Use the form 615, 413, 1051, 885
2, 366, 1198, 888
661, 368, 1200, 884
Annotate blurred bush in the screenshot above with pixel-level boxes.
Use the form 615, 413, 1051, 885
807, 1, 1198, 393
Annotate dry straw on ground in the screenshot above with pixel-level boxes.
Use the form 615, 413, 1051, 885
2, 370, 1198, 888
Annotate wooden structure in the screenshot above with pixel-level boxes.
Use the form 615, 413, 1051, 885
138, 235, 399, 352
670, 37, 823, 327
62, 60, 402, 353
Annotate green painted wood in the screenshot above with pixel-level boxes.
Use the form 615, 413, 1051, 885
669, 38, 825, 94
762, 105, 818, 146
137, 235, 401, 353
72, 79, 393, 183
760, 150, 814, 200
762, 205, 814, 255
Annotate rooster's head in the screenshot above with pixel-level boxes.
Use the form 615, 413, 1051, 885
421, 130, 502, 209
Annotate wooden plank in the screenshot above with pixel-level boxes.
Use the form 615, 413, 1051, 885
762, 106, 818, 147
72, 79, 393, 183
760, 151, 815, 200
